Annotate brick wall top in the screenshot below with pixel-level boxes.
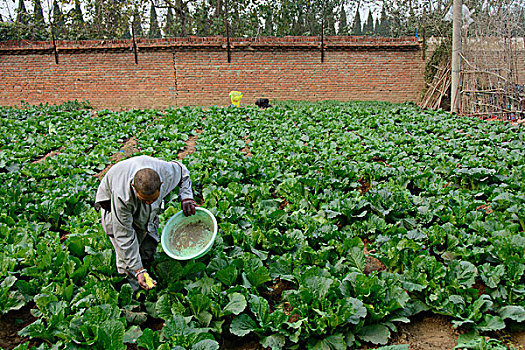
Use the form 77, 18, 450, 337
0, 36, 420, 54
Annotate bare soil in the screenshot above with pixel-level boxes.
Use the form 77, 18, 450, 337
177, 130, 202, 160
358, 176, 371, 195
31, 146, 66, 164
241, 137, 253, 157
221, 339, 264, 350
0, 303, 39, 350
363, 243, 386, 275
511, 332, 525, 349
95, 136, 140, 179
384, 312, 460, 350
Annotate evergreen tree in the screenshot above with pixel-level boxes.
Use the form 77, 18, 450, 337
193, 4, 210, 36
121, 27, 131, 39
52, 1, 64, 26
363, 10, 374, 35
263, 5, 274, 36
148, 3, 161, 38
72, 0, 84, 24
52, 0, 64, 38
93, 0, 102, 33
324, 1, 337, 36
376, 5, 390, 36
339, 3, 348, 35
132, 9, 143, 38
351, 7, 362, 35
33, 0, 47, 40
16, 0, 29, 23
69, 0, 88, 39
33, 0, 44, 24
164, 7, 176, 37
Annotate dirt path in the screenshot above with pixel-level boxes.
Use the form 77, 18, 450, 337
95, 137, 140, 179
0, 304, 38, 350
512, 332, 525, 349
177, 130, 202, 160
386, 313, 460, 349
241, 136, 253, 157
31, 146, 66, 164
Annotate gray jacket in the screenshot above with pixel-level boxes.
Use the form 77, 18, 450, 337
96, 155, 194, 272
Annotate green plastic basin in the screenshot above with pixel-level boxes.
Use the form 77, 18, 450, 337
161, 207, 217, 260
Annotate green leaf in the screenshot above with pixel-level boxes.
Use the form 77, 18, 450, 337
182, 262, 207, 279
307, 334, 346, 350
249, 294, 270, 324
216, 265, 238, 286
156, 294, 174, 320
498, 305, 525, 322
123, 325, 143, 344
118, 284, 134, 307
343, 298, 367, 325
124, 309, 148, 325
189, 294, 211, 317
347, 246, 366, 271
455, 331, 483, 349
477, 315, 505, 332
1, 275, 17, 289
357, 324, 390, 345
0, 285, 25, 314
479, 264, 505, 289
304, 276, 334, 301
375, 346, 409, 350
261, 334, 286, 350
230, 314, 257, 337
192, 339, 220, 350
137, 328, 161, 350
246, 266, 272, 287
223, 293, 247, 315
97, 320, 126, 350
196, 311, 213, 327
448, 260, 477, 288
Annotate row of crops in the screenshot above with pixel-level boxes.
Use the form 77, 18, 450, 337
1, 100, 524, 350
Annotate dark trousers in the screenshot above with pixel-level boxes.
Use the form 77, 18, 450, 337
108, 233, 158, 293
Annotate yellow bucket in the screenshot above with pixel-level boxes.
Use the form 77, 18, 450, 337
229, 91, 243, 107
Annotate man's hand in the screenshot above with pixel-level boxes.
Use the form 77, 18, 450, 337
136, 270, 157, 290
181, 198, 196, 216
137, 271, 157, 290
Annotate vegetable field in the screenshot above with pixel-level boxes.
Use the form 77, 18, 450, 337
1, 101, 524, 350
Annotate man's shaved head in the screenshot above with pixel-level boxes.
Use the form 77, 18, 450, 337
134, 168, 161, 196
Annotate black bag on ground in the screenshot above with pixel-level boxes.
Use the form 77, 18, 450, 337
255, 98, 272, 109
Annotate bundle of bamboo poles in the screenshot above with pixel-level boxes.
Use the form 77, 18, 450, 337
420, 61, 451, 110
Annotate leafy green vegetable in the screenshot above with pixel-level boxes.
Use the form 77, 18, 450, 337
2, 101, 525, 349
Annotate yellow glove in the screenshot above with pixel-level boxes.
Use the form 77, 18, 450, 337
143, 272, 155, 289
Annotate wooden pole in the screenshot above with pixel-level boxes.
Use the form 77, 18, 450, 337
321, 0, 325, 63
51, 29, 59, 65
225, 0, 231, 63
451, 0, 462, 113
132, 21, 138, 64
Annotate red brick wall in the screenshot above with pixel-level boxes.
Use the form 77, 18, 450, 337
0, 37, 424, 110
